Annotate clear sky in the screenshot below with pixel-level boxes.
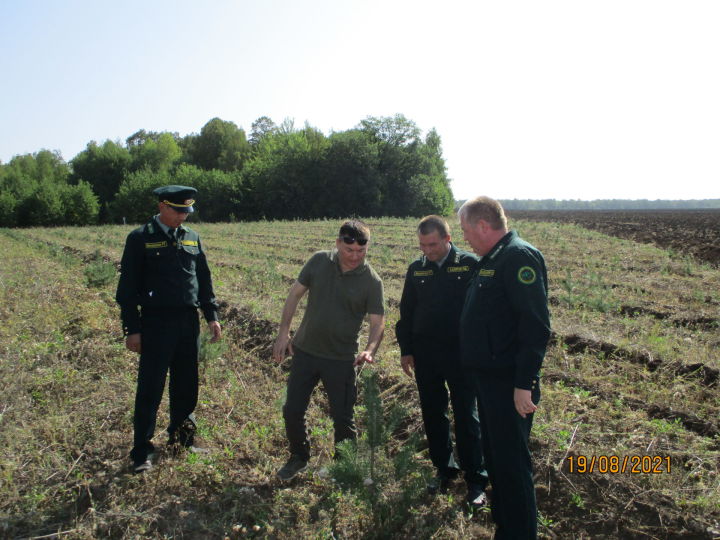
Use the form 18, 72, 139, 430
2, 0, 718, 201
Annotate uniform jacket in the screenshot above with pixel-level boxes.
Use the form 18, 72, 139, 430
115, 217, 219, 335
395, 244, 478, 356
459, 230, 551, 390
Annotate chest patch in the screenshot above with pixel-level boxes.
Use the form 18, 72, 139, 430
447, 265, 470, 273
413, 269, 434, 277
181, 240, 198, 247
478, 269, 495, 277
145, 241, 168, 249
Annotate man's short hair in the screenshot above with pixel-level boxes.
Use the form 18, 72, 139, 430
417, 215, 450, 237
459, 196, 507, 230
339, 219, 370, 242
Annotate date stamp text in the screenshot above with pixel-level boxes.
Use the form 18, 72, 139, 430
567, 455, 671, 474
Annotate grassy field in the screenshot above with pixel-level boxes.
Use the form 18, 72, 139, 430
1, 216, 718, 539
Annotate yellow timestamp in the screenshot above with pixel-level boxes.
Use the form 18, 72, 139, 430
567, 455, 671, 474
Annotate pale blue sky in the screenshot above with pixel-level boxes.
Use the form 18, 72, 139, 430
2, 0, 719, 200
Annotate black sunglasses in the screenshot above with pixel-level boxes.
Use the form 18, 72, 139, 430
340, 235, 368, 246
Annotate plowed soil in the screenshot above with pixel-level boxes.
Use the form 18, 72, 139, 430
508, 209, 720, 266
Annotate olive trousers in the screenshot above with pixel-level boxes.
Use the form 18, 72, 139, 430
282, 347, 357, 461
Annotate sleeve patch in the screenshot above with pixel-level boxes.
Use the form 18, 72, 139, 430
517, 266, 537, 285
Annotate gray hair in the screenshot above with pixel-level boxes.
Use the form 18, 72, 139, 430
458, 196, 507, 230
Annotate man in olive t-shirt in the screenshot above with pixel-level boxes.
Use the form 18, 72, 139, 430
272, 220, 385, 481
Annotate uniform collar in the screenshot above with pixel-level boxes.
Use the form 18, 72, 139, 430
483, 230, 516, 262
422, 242, 457, 268
153, 215, 184, 237
434, 243, 456, 268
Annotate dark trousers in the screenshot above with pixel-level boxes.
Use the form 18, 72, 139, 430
473, 373, 540, 540
414, 342, 487, 487
282, 347, 357, 461
130, 308, 200, 463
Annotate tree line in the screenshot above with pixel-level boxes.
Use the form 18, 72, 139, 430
0, 115, 455, 227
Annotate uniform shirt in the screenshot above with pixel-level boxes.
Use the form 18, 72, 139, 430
153, 214, 177, 237
395, 244, 478, 356
459, 230, 551, 390
292, 250, 385, 362
115, 217, 219, 335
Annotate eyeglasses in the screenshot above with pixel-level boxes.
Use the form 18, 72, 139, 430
340, 235, 368, 246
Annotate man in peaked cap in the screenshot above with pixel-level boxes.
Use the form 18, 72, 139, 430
154, 185, 197, 214
116, 185, 222, 473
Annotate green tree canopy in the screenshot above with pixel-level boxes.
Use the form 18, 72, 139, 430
128, 131, 182, 172
2, 113, 457, 225
110, 168, 170, 224
61, 181, 100, 225
71, 140, 131, 207
249, 116, 277, 146
0, 150, 81, 227
243, 126, 330, 219
172, 164, 246, 222
360, 114, 421, 146
320, 129, 383, 217
1, 150, 69, 197
185, 118, 251, 172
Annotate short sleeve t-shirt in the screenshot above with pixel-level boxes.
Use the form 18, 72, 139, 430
292, 250, 385, 362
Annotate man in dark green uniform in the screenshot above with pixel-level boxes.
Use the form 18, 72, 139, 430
459, 196, 550, 539
395, 215, 488, 508
116, 185, 222, 473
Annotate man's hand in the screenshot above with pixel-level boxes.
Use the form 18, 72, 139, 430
272, 281, 308, 364
353, 350, 375, 367
125, 333, 141, 353
273, 333, 294, 363
400, 355, 415, 377
514, 388, 538, 418
208, 321, 222, 343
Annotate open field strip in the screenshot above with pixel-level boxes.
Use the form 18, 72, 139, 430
1, 217, 718, 538
35, 218, 720, 369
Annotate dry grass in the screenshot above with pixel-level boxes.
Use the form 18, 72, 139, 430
0, 216, 718, 539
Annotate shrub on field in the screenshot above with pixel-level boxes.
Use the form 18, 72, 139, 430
84, 251, 117, 287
